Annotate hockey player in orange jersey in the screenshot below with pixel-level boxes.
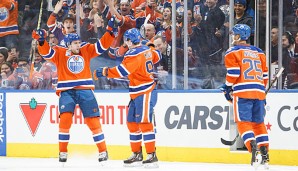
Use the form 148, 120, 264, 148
94, 28, 162, 168
32, 17, 116, 164
220, 24, 269, 169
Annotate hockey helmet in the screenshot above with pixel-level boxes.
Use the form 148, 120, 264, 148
123, 28, 141, 44
64, 33, 80, 47
231, 24, 251, 40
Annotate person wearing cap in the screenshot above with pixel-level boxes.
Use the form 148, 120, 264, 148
82, 4, 92, 19
234, 0, 254, 43
47, 0, 76, 46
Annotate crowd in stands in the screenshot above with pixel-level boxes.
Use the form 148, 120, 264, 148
1, 0, 298, 90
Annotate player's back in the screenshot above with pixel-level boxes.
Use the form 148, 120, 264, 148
225, 45, 268, 100
125, 45, 157, 98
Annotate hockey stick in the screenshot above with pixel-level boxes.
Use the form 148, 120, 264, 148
29, 0, 44, 80
140, 14, 151, 39
221, 67, 285, 146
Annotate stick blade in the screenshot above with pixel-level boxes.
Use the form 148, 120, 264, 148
220, 137, 237, 146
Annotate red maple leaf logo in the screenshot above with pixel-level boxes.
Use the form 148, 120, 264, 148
20, 98, 47, 136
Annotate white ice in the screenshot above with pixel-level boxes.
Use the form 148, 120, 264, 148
0, 156, 297, 171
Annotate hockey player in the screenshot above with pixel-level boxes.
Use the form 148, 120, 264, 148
220, 24, 270, 169
94, 28, 162, 168
32, 17, 116, 164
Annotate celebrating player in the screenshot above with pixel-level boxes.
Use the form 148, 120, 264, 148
32, 17, 116, 164
94, 28, 162, 168
220, 24, 270, 168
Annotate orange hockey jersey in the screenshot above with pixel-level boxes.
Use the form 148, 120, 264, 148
106, 45, 162, 99
0, 0, 19, 37
224, 45, 268, 100
135, 6, 162, 24
38, 32, 114, 95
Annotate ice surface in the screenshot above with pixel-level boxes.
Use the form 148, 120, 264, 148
0, 156, 297, 171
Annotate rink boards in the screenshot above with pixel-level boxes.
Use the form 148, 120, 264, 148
0, 90, 298, 166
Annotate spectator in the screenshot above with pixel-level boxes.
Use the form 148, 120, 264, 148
234, 0, 254, 43
47, 0, 76, 45
257, 0, 266, 51
48, 32, 59, 47
81, 0, 102, 43
280, 31, 295, 89
7, 57, 28, 89
39, 61, 58, 90
0, 62, 14, 88
81, 3, 92, 19
7, 57, 43, 90
7, 45, 20, 69
102, 0, 136, 59
271, 27, 279, 64
0, 48, 9, 65
18, 1, 48, 58
135, 0, 162, 25
131, 0, 146, 15
155, 7, 175, 44
153, 35, 184, 89
0, 0, 19, 48
144, 24, 156, 41
200, 0, 225, 65
32, 50, 46, 72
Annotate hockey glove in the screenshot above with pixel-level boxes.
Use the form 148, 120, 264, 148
93, 67, 108, 80
106, 16, 118, 36
219, 84, 233, 103
32, 29, 47, 44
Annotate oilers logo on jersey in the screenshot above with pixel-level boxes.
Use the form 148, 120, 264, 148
0, 7, 9, 22
67, 55, 84, 73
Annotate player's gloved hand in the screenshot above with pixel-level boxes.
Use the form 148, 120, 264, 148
106, 16, 117, 36
93, 67, 108, 80
219, 84, 233, 103
32, 29, 47, 44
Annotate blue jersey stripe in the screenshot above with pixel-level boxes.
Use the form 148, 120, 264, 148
129, 82, 154, 93
227, 69, 240, 75
117, 65, 129, 77
43, 49, 55, 59
95, 41, 106, 54
57, 80, 94, 88
234, 84, 265, 92
0, 25, 18, 33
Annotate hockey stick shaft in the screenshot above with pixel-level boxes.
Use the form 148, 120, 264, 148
29, 0, 44, 80
221, 67, 285, 146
